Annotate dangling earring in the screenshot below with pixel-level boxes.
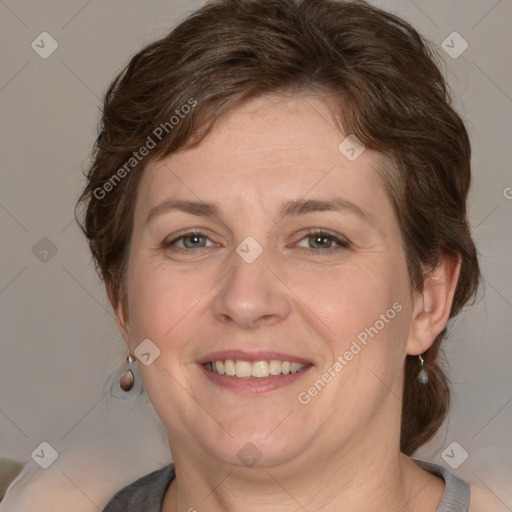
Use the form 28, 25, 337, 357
417, 354, 428, 384
119, 354, 136, 391
109, 353, 143, 400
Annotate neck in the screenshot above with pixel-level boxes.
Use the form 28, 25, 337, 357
162, 419, 444, 512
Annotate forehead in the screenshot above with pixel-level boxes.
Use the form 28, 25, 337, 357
136, 93, 390, 219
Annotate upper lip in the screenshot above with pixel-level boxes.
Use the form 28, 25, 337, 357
196, 350, 313, 365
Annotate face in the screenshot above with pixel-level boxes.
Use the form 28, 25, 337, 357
117, 93, 418, 471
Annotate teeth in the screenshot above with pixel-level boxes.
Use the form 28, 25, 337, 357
214, 361, 225, 375
208, 359, 307, 378
269, 360, 282, 375
252, 360, 269, 377
290, 362, 301, 373
224, 359, 236, 376
235, 360, 252, 378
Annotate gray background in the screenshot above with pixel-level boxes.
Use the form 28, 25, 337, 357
0, 0, 511, 509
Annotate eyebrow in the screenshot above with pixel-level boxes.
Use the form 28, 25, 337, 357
145, 197, 372, 225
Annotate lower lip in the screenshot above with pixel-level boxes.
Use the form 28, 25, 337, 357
199, 364, 313, 394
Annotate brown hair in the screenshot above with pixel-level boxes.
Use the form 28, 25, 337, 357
76, 0, 480, 455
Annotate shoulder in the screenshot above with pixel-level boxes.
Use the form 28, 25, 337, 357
469, 484, 510, 512
412, 459, 470, 509
102, 464, 175, 512
0, 459, 107, 512
0, 452, 173, 512
415, 460, 509, 512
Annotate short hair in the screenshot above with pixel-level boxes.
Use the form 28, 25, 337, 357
76, 0, 480, 455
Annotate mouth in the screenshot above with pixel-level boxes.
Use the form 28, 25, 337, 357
204, 359, 310, 378
198, 351, 313, 394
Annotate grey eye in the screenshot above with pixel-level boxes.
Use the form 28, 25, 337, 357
180, 234, 208, 248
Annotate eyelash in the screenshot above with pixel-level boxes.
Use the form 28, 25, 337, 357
162, 229, 349, 255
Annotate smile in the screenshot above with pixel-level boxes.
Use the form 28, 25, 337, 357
205, 359, 309, 378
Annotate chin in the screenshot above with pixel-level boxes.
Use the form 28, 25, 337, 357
199, 421, 309, 469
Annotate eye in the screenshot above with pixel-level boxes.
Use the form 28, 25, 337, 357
295, 230, 349, 252
164, 231, 217, 250
162, 229, 348, 254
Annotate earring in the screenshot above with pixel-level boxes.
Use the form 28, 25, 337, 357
119, 354, 136, 391
417, 354, 428, 384
109, 353, 143, 400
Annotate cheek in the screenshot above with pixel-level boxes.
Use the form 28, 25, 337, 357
295, 260, 412, 400
125, 257, 208, 344
290, 257, 409, 338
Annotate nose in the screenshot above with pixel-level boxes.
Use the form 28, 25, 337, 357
211, 248, 292, 329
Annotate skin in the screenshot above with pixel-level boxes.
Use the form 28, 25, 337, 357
112, 92, 461, 511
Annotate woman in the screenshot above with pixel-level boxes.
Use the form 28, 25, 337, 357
77, 0, 487, 510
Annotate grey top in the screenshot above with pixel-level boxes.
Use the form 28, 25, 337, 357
102, 459, 470, 511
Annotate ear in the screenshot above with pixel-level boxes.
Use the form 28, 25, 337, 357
106, 280, 132, 348
406, 254, 462, 356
